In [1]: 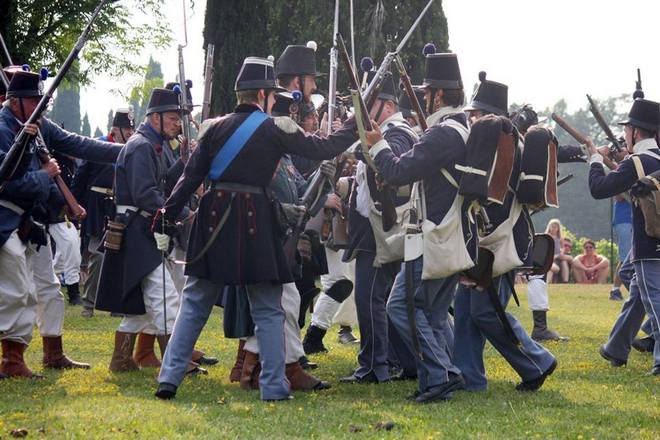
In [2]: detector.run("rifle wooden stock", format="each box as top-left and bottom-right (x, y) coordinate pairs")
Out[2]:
(551, 113), (589, 145)
(394, 55), (427, 131)
(37, 148), (86, 220)
(586, 94), (624, 153)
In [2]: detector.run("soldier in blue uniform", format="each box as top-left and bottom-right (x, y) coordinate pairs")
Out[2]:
(365, 52), (473, 403)
(155, 56), (362, 401)
(453, 78), (557, 393)
(95, 87), (203, 375)
(339, 69), (418, 384)
(72, 108), (134, 318)
(590, 98), (660, 376)
(0, 71), (120, 377)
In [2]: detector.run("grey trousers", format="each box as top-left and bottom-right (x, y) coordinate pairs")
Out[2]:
(387, 258), (459, 393)
(454, 273), (556, 391)
(630, 260), (660, 368)
(159, 276), (289, 400)
(604, 251), (654, 360)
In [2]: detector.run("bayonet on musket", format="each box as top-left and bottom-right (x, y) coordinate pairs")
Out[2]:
(586, 94), (625, 155)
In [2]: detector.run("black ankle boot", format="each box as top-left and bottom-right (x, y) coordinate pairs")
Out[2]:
(66, 282), (83, 306)
(302, 325), (328, 354)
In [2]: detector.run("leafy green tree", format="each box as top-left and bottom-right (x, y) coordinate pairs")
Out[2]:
(204, 0), (449, 115)
(49, 78), (81, 133)
(81, 112), (91, 137)
(1, 0), (171, 84)
(129, 57), (164, 124)
(94, 126), (103, 137)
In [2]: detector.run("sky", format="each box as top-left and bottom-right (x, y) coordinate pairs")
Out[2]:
(81, 0), (660, 132)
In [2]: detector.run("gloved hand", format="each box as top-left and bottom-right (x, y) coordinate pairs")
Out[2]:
(320, 161), (337, 180)
(557, 145), (587, 163)
(154, 232), (170, 252)
(631, 177), (657, 197)
(281, 203), (307, 227)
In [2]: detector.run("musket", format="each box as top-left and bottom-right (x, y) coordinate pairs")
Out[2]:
(0, 31), (12, 67)
(551, 113), (589, 145)
(394, 55), (427, 131)
(362, 0), (435, 109)
(326, 0), (340, 135)
(586, 94), (625, 155)
(0, 0), (113, 185)
(177, 0), (192, 163)
(201, 44), (215, 121)
(337, 33), (397, 231)
(634, 68), (644, 99)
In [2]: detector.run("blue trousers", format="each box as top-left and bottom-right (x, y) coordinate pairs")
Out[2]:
(604, 251), (655, 361)
(454, 273), (556, 391)
(159, 276), (289, 400)
(387, 258), (459, 393)
(630, 260), (660, 368)
(354, 251), (416, 380)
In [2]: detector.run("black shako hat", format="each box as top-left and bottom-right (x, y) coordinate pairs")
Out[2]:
(399, 87), (426, 118)
(364, 70), (398, 103)
(422, 53), (463, 90)
(146, 88), (189, 115)
(464, 72), (508, 116)
(6, 71), (44, 99)
(165, 81), (194, 109)
(618, 98), (660, 132)
(235, 57), (287, 92)
(112, 108), (134, 129)
(276, 43), (322, 78)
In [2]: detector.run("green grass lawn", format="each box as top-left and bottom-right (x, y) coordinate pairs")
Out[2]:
(1, 284), (658, 439)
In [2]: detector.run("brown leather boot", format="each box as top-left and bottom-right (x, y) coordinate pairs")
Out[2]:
(286, 361), (331, 391)
(229, 340), (246, 383)
(109, 331), (139, 372)
(133, 333), (161, 368)
(240, 350), (261, 390)
(155, 335), (208, 377)
(1, 340), (43, 378)
(43, 336), (91, 369)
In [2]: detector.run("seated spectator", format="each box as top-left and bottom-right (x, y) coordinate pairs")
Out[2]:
(545, 219), (572, 283)
(572, 239), (609, 284)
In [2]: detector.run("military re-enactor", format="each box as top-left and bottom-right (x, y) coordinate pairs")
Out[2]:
(366, 52), (473, 403)
(95, 87), (204, 375)
(72, 108), (135, 318)
(0, 70), (121, 377)
(155, 56), (365, 401)
(591, 98), (660, 376)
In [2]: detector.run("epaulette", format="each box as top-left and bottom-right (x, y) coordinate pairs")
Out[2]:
(273, 116), (303, 134)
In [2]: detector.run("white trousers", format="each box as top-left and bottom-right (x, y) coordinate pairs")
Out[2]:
(527, 275), (550, 311)
(0, 232), (36, 345)
(245, 282), (304, 363)
(118, 263), (180, 335)
(28, 237), (65, 337)
(311, 247), (358, 329)
(49, 222), (82, 285)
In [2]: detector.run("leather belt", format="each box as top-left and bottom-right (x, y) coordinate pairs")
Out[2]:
(116, 204), (151, 218)
(90, 186), (114, 196)
(211, 182), (265, 195)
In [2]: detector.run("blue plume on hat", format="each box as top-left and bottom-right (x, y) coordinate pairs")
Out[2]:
(39, 67), (49, 81)
(21, 64), (30, 72)
(422, 43), (436, 56)
(185, 79), (193, 89)
(360, 57), (374, 73)
(478, 71), (487, 82)
(172, 85), (182, 95)
(292, 90), (303, 103)
(633, 89), (645, 99)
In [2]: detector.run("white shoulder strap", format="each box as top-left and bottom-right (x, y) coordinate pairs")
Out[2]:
(439, 118), (470, 143)
(638, 150), (660, 162)
(631, 155), (646, 179)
